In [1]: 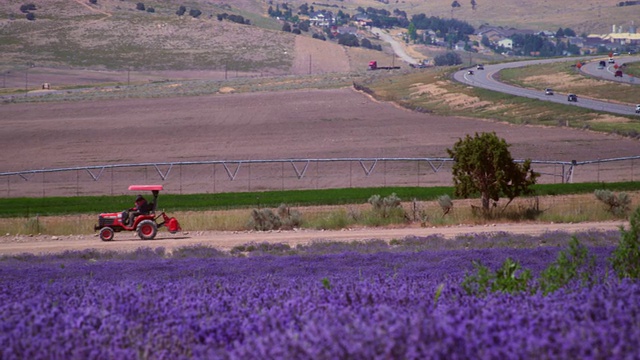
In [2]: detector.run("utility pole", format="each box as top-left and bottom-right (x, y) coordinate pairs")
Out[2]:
(24, 66), (28, 96)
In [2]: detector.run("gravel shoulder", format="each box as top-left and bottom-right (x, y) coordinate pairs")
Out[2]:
(0, 221), (626, 256)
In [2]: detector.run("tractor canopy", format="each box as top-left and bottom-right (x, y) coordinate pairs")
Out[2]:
(128, 185), (163, 192)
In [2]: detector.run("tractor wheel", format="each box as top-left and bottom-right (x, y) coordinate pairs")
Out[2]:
(99, 227), (115, 242)
(137, 220), (158, 240)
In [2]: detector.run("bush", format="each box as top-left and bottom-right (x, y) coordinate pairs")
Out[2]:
(433, 52), (462, 66)
(176, 6), (186, 16)
(461, 258), (532, 296)
(136, 2), (145, 11)
(537, 236), (596, 295)
(282, 22), (291, 32)
(146, 7), (155, 13)
(277, 204), (302, 230)
(368, 193), (403, 218)
(25, 12), (35, 21)
(89, 0), (97, 4)
(594, 189), (631, 216)
(437, 194), (453, 215)
(248, 208), (281, 231)
(248, 204), (302, 231)
(189, 9), (202, 18)
(20, 4), (36, 13)
(610, 206), (640, 279)
(337, 34), (359, 47)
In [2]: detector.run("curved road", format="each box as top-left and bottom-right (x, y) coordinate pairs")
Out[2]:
(453, 56), (640, 116)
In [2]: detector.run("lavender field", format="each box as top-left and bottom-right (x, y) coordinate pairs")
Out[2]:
(1, 231), (639, 359)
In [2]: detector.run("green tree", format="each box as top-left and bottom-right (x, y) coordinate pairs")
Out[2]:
(407, 22), (417, 42)
(447, 132), (538, 213)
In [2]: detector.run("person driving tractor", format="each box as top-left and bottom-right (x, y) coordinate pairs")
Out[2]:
(123, 195), (153, 225)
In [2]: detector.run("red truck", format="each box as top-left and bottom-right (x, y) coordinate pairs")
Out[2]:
(368, 61), (400, 70)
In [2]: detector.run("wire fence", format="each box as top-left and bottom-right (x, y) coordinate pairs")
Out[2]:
(1, 156), (639, 198)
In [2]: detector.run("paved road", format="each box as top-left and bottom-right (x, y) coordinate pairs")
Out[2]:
(453, 56), (640, 116)
(580, 55), (639, 85)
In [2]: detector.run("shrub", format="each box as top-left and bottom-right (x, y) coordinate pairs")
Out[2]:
(368, 193), (403, 218)
(248, 208), (281, 231)
(433, 52), (462, 66)
(176, 6), (186, 16)
(248, 204), (302, 231)
(277, 203), (302, 230)
(89, 0), (97, 4)
(461, 258), (532, 296)
(25, 12), (35, 21)
(146, 7), (155, 13)
(20, 4), (36, 13)
(189, 9), (202, 18)
(537, 236), (596, 295)
(594, 189), (631, 216)
(136, 2), (145, 11)
(437, 194), (453, 215)
(610, 206), (640, 279)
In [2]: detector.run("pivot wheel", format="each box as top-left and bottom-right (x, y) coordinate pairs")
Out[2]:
(99, 227), (115, 242)
(137, 220), (158, 240)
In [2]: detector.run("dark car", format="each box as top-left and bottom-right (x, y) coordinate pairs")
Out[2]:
(567, 94), (578, 102)
(615, 70), (623, 77)
(545, 88), (554, 95)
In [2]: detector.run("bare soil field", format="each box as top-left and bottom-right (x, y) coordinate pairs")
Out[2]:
(2, 87), (640, 173)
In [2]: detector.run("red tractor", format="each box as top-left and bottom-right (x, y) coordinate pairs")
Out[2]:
(94, 185), (181, 241)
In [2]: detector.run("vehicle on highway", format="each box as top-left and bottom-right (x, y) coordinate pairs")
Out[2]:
(545, 88), (554, 95)
(615, 70), (623, 77)
(598, 60), (606, 69)
(608, 58), (615, 64)
(467, 70), (474, 75)
(567, 94), (578, 102)
(476, 64), (484, 70)
(636, 104), (640, 114)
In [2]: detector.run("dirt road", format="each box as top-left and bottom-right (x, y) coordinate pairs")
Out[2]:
(0, 221), (626, 256)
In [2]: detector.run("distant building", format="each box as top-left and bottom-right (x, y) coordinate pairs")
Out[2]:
(497, 38), (513, 49)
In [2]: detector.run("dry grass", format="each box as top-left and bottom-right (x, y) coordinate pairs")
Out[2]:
(1, 192), (636, 236)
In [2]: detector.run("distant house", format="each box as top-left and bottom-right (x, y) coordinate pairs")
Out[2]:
(497, 38), (513, 49)
(454, 41), (466, 51)
(336, 26), (358, 35)
(477, 25), (534, 46)
(353, 13), (372, 27)
(309, 11), (332, 27)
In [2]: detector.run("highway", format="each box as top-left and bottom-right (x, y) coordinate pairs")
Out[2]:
(452, 56), (640, 117)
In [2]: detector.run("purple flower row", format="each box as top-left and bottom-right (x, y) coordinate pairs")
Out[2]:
(1, 231), (638, 359)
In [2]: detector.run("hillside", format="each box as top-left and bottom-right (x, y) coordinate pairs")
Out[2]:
(0, 0), (348, 73)
(278, 0), (634, 35)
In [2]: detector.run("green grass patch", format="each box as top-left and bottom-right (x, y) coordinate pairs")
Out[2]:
(2, 182), (640, 218)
